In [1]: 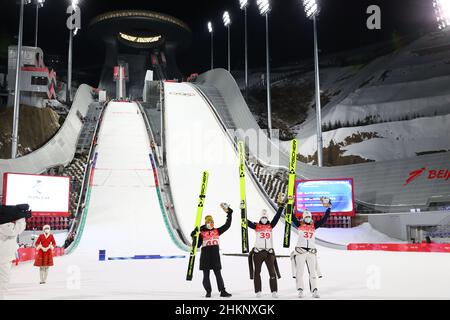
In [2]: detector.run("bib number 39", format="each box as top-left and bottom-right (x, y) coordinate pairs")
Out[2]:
(259, 233), (271, 239)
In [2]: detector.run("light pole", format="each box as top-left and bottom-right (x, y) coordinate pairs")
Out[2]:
(257, 0), (272, 139)
(433, 0), (450, 30)
(11, 0), (32, 159)
(67, 0), (80, 104)
(207, 21), (214, 70)
(239, 0), (249, 94)
(223, 11), (231, 72)
(34, 0), (45, 48)
(302, 0), (323, 167)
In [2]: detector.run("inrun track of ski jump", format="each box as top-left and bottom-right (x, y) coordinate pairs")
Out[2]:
(3, 81), (450, 300)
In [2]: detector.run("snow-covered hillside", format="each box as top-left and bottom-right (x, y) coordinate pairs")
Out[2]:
(246, 29), (450, 163)
(294, 30), (450, 162)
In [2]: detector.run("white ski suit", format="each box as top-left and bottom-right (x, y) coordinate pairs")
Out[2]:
(290, 208), (331, 293)
(0, 218), (26, 299)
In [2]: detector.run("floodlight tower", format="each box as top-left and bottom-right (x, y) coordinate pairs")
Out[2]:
(34, 0), (45, 47)
(240, 0), (249, 93)
(302, 0), (323, 167)
(207, 22), (214, 70)
(223, 11), (231, 72)
(257, 0), (272, 139)
(11, 0), (32, 159)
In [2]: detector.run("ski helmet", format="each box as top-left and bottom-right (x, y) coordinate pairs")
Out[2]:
(260, 209), (269, 224)
(303, 210), (313, 224)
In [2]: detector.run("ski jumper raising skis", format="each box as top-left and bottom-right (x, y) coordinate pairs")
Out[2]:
(291, 197), (332, 298)
(34, 225), (56, 284)
(191, 203), (233, 298)
(247, 193), (285, 298)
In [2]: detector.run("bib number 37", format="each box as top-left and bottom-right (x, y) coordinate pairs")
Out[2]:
(303, 232), (314, 239)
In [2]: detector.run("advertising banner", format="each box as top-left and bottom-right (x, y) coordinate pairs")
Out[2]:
(3, 173), (71, 217)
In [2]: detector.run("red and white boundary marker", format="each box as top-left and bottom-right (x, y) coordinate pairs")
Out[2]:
(347, 243), (450, 253)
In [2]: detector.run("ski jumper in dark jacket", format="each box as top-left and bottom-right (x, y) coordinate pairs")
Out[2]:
(191, 208), (233, 294)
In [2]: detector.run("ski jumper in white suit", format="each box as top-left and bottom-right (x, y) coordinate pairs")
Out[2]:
(0, 218), (26, 300)
(290, 208), (331, 293)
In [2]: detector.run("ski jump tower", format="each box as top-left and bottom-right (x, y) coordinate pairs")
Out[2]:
(114, 64), (128, 99)
(89, 10), (191, 99)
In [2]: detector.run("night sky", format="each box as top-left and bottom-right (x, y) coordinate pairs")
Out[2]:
(0, 0), (438, 86)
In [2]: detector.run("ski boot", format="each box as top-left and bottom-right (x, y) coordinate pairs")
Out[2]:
(298, 289), (305, 298)
(255, 292), (262, 298)
(220, 290), (232, 298)
(205, 291), (212, 298)
(312, 289), (320, 298)
(272, 292), (278, 299)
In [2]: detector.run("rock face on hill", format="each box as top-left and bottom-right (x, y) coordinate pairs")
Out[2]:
(0, 105), (60, 159)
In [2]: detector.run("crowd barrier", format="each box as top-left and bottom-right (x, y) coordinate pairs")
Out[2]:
(14, 247), (65, 265)
(347, 243), (450, 253)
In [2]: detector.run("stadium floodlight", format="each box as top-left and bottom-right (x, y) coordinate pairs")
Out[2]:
(223, 11), (231, 71)
(207, 22), (214, 70)
(302, 0), (320, 19)
(11, 0), (33, 159)
(257, 0), (271, 16)
(223, 11), (231, 27)
(301, 0), (323, 166)
(239, 0), (249, 10)
(433, 0), (450, 30)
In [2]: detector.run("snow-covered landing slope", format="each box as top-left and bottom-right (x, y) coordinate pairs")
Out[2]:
(72, 101), (182, 255)
(6, 102), (186, 299)
(315, 223), (406, 246)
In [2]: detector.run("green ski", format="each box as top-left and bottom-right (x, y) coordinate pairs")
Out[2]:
(238, 141), (249, 254)
(283, 139), (298, 248)
(186, 171), (209, 281)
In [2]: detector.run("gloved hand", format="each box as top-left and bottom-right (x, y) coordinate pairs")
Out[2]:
(320, 197), (332, 208)
(276, 193), (287, 207)
(220, 203), (230, 212)
(190, 226), (199, 238)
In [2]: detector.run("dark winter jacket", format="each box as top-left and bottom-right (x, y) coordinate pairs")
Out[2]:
(191, 208), (233, 270)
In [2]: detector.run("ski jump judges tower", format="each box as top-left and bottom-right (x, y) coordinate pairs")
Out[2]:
(89, 10), (192, 99)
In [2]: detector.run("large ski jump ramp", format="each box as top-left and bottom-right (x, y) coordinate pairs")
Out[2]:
(164, 82), (291, 254)
(73, 101), (182, 254)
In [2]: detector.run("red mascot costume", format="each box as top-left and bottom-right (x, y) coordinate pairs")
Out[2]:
(34, 225), (56, 284)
